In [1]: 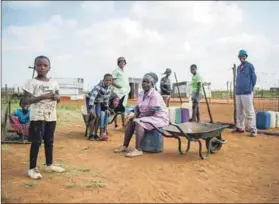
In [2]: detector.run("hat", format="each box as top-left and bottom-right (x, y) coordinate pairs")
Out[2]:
(238, 50), (248, 57)
(117, 57), (127, 65)
(143, 72), (158, 86)
(163, 68), (172, 75)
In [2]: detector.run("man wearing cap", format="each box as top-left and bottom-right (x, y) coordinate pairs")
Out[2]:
(160, 68), (172, 96)
(112, 57), (131, 129)
(234, 50), (257, 137)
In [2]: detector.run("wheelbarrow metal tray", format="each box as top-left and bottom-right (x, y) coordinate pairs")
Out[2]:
(163, 122), (228, 139)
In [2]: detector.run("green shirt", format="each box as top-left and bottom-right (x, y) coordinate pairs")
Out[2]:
(112, 67), (131, 107)
(191, 73), (203, 95)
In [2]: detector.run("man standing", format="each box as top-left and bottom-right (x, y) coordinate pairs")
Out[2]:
(234, 50), (257, 137)
(160, 68), (172, 96)
(112, 57), (131, 129)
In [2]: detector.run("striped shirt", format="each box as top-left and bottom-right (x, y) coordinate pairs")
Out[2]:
(88, 80), (112, 107)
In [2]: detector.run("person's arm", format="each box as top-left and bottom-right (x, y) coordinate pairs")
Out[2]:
(250, 64), (257, 88)
(160, 78), (169, 94)
(88, 85), (101, 114)
(112, 69), (122, 89)
(21, 80), (54, 106)
(54, 81), (61, 103)
(22, 91), (54, 106)
(196, 74), (202, 97)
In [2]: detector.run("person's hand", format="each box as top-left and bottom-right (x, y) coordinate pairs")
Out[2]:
(104, 109), (110, 116)
(89, 108), (96, 118)
(42, 92), (56, 100)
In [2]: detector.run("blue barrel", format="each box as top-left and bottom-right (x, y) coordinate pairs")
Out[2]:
(140, 129), (164, 153)
(256, 111), (271, 129)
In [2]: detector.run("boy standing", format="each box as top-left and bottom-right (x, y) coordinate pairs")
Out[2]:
(190, 64), (203, 122)
(22, 55), (65, 180)
(87, 74), (113, 141)
(234, 50), (257, 137)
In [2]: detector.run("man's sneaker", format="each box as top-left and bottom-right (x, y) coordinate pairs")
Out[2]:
(250, 130), (257, 137)
(44, 164), (65, 173)
(27, 167), (42, 180)
(126, 149), (143, 158)
(93, 134), (100, 141)
(88, 134), (94, 141)
(232, 128), (245, 133)
(114, 145), (128, 153)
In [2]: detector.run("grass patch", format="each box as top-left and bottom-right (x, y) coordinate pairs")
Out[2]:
(1, 145), (9, 152)
(66, 183), (78, 189)
(85, 180), (106, 189)
(72, 168), (91, 174)
(1, 192), (8, 202)
(24, 181), (38, 188)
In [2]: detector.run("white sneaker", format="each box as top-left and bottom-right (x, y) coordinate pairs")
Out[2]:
(250, 130), (257, 137)
(27, 167), (42, 180)
(44, 164), (65, 173)
(125, 149), (143, 157)
(113, 145), (128, 153)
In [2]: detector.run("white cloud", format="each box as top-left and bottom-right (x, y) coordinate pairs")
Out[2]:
(2, 1), (278, 91)
(5, 1), (48, 9)
(3, 15), (77, 52)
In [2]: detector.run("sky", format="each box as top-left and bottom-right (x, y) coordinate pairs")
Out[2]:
(2, 1), (279, 91)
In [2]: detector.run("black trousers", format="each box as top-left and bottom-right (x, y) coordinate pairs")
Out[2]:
(28, 121), (56, 169)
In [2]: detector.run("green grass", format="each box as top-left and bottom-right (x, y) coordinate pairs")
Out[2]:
(1, 192), (8, 202)
(1, 145), (9, 152)
(85, 181), (106, 189)
(24, 181), (38, 188)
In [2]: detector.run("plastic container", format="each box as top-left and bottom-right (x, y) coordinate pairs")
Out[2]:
(175, 108), (182, 124)
(268, 111), (276, 129)
(168, 107), (176, 124)
(140, 129), (164, 153)
(276, 112), (279, 128)
(256, 111), (271, 129)
(181, 103), (192, 119)
(181, 108), (190, 123)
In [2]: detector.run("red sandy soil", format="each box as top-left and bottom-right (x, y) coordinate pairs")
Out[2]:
(2, 100), (279, 203)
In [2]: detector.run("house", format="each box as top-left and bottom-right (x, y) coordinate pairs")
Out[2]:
(53, 78), (84, 100)
(129, 77), (142, 99)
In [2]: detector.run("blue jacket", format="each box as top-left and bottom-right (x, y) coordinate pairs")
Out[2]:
(236, 62), (257, 95)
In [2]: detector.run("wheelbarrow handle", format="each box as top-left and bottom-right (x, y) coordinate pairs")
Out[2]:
(168, 122), (192, 141)
(139, 120), (173, 138)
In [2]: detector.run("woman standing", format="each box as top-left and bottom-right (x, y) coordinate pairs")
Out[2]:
(114, 72), (169, 157)
(112, 57), (131, 129)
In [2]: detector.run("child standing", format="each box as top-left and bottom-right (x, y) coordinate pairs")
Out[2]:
(22, 55), (65, 180)
(190, 64), (203, 122)
(87, 74), (113, 141)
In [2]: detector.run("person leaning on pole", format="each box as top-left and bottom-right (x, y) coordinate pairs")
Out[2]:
(233, 49), (257, 137)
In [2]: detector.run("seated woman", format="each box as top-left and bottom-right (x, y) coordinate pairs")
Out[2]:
(10, 99), (30, 136)
(113, 72), (169, 157)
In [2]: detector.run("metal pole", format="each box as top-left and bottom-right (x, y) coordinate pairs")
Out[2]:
(232, 64), (237, 125)
(28, 66), (35, 78)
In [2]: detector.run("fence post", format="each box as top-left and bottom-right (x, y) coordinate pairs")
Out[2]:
(227, 81), (229, 104)
(232, 65), (237, 126)
(5, 84), (8, 103)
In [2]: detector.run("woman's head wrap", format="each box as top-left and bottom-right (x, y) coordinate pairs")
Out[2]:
(143, 72), (158, 87)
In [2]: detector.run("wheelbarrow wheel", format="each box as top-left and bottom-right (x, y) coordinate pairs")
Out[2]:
(206, 135), (223, 153)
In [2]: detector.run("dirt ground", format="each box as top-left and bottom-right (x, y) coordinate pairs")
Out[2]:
(2, 100), (279, 203)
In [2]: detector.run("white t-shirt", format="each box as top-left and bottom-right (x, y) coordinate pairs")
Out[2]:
(22, 78), (59, 121)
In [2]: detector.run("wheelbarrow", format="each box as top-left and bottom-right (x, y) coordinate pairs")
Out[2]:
(140, 120), (228, 160)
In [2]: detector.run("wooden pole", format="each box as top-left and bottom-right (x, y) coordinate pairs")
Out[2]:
(5, 84), (8, 104)
(202, 83), (213, 123)
(227, 81), (229, 104)
(232, 64), (237, 125)
(174, 72), (183, 104)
